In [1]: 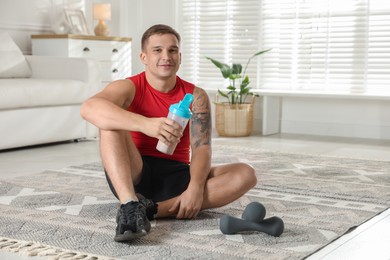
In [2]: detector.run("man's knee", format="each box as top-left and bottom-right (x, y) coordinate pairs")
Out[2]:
(239, 163), (257, 189)
(100, 129), (128, 139)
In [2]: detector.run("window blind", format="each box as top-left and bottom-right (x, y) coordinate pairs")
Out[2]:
(366, 0), (390, 94)
(177, 0), (390, 95)
(177, 0), (261, 90)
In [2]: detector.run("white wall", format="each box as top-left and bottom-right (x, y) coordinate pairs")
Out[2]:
(119, 0), (176, 74)
(281, 97), (390, 140)
(0, 0), (50, 53)
(0, 0), (91, 53)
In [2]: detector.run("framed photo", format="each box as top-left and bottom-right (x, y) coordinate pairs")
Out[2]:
(64, 9), (90, 35)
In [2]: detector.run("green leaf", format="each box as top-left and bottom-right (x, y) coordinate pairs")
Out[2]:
(240, 88), (250, 95)
(250, 48), (272, 59)
(239, 76), (250, 93)
(242, 75), (249, 84)
(206, 57), (232, 79)
(231, 93), (237, 104)
(228, 74), (241, 80)
(217, 89), (229, 98)
(232, 63), (242, 75)
(242, 49), (272, 80)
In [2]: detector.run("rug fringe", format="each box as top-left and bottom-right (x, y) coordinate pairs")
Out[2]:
(0, 237), (114, 260)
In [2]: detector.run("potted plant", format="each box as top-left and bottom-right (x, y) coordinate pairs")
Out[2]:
(206, 49), (271, 137)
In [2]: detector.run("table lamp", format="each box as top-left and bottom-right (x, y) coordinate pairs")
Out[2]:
(93, 3), (111, 36)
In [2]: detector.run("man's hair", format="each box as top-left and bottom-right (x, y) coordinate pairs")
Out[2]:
(141, 24), (181, 51)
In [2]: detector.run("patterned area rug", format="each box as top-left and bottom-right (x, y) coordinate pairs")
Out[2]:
(1, 144), (389, 259)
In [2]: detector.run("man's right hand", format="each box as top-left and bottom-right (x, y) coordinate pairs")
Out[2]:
(144, 117), (183, 146)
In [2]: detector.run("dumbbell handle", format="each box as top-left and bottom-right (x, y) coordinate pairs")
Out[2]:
(220, 215), (284, 237)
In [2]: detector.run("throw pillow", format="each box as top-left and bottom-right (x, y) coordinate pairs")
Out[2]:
(0, 32), (32, 78)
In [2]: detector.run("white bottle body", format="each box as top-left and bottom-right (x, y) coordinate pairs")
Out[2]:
(156, 111), (189, 155)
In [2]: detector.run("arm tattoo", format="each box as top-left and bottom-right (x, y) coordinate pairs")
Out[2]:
(191, 88), (211, 148)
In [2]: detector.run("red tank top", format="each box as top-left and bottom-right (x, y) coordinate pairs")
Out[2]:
(128, 72), (195, 164)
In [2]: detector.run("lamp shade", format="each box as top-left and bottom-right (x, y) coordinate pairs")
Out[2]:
(93, 3), (111, 21)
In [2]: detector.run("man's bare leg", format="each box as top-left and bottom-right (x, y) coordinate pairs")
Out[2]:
(100, 130), (257, 219)
(156, 162), (257, 218)
(100, 129), (154, 241)
(100, 129), (143, 203)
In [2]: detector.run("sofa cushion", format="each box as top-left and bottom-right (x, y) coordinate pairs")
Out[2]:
(0, 32), (32, 78)
(0, 79), (90, 110)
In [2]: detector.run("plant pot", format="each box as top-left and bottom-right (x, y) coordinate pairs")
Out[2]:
(214, 98), (254, 137)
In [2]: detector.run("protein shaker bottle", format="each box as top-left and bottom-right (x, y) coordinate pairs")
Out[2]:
(156, 93), (194, 155)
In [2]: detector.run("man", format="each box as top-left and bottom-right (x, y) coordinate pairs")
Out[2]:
(80, 24), (257, 242)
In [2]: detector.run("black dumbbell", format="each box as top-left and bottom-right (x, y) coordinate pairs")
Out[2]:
(242, 201), (266, 222)
(219, 202), (284, 237)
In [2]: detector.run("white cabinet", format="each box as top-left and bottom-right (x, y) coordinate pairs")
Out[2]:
(31, 34), (132, 88)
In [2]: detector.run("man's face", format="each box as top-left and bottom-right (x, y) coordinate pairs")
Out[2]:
(141, 33), (181, 79)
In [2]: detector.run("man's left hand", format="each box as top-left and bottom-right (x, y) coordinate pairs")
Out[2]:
(169, 185), (204, 219)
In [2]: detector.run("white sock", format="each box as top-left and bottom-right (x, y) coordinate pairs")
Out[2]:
(121, 198), (138, 205)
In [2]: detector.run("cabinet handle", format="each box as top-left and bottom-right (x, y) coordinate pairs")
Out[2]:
(112, 68), (118, 73)
(112, 48), (118, 53)
(83, 47), (90, 52)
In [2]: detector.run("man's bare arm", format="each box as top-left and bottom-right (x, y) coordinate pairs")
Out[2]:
(80, 79), (183, 144)
(189, 87), (212, 185)
(80, 79), (142, 131)
(190, 87), (212, 149)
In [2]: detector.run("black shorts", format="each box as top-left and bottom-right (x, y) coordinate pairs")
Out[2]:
(105, 156), (190, 202)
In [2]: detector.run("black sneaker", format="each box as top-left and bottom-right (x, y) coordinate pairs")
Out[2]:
(137, 193), (158, 221)
(116, 194), (158, 223)
(114, 201), (150, 242)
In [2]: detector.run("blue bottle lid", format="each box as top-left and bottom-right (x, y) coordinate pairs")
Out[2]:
(169, 93), (194, 119)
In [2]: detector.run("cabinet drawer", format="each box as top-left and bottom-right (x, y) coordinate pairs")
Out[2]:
(100, 61), (131, 81)
(31, 35), (132, 89)
(70, 40), (131, 61)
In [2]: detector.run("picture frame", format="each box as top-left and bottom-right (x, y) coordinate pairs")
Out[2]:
(63, 9), (90, 35)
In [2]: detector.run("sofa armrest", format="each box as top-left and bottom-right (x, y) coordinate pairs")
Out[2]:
(25, 55), (101, 94)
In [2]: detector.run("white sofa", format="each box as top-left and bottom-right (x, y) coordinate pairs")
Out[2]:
(0, 55), (101, 150)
